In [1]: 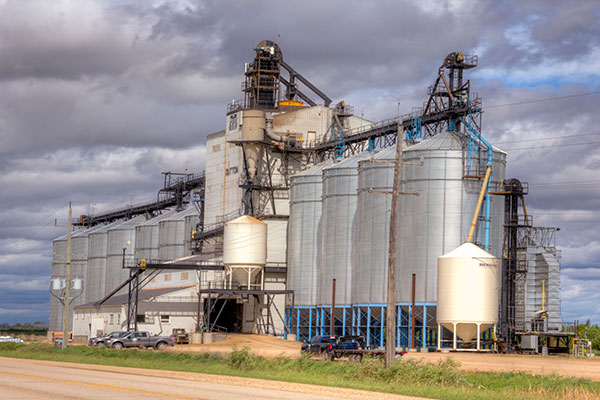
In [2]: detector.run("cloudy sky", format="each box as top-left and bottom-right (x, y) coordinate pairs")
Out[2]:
(1, 0), (599, 325)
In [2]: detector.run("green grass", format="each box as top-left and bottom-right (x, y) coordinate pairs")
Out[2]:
(1, 343), (599, 400)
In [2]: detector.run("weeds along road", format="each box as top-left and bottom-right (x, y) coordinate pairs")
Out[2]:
(0, 357), (432, 400)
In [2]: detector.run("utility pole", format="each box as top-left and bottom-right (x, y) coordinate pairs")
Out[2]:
(386, 127), (403, 368)
(62, 202), (73, 349)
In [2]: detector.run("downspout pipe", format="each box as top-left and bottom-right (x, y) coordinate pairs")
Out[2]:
(265, 112), (297, 146)
(460, 117), (493, 251)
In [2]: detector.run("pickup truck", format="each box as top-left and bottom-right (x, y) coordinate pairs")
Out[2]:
(107, 331), (176, 350)
(301, 335), (364, 361)
(88, 331), (127, 347)
(302, 335), (405, 362)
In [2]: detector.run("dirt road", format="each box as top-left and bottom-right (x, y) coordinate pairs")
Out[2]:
(0, 357), (430, 400)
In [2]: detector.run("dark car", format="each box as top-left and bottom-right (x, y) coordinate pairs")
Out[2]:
(88, 331), (128, 347)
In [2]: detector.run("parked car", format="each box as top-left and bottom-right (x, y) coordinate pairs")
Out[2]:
(0, 336), (24, 343)
(88, 331), (128, 347)
(107, 331), (175, 350)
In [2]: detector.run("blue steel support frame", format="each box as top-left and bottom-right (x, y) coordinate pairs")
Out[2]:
(286, 303), (437, 347)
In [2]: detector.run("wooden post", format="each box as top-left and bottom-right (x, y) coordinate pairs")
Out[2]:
(386, 127), (403, 368)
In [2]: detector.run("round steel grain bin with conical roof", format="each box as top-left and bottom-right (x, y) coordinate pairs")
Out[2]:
(437, 242), (499, 343)
(71, 224), (107, 304)
(319, 153), (366, 305)
(86, 220), (123, 303)
(287, 161), (332, 306)
(158, 207), (198, 262)
(49, 233), (68, 332)
(105, 216), (144, 296)
(352, 146), (396, 304)
(135, 210), (177, 263)
(395, 133), (506, 303)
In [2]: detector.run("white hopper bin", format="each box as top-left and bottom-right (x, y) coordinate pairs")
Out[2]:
(223, 215), (267, 289)
(436, 242), (499, 351)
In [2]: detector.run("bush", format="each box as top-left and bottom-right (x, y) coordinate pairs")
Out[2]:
(353, 356), (465, 387)
(0, 342), (26, 351)
(225, 347), (265, 370)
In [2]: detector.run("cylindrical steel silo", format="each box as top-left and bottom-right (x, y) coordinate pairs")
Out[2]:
(437, 242), (499, 345)
(396, 133), (506, 303)
(49, 234), (68, 332)
(86, 220), (122, 303)
(70, 224), (106, 305)
(319, 153), (365, 305)
(158, 207), (198, 262)
(135, 210), (177, 263)
(287, 161), (331, 306)
(105, 216), (144, 296)
(352, 146), (396, 304)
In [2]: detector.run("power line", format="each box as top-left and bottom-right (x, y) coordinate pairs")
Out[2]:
(495, 131), (600, 144)
(503, 140), (600, 151)
(484, 90), (600, 109)
(532, 180), (600, 186)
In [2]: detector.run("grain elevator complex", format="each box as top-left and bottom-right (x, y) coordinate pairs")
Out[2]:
(50, 41), (564, 353)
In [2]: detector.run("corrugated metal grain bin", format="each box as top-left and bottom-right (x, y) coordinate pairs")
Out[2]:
(395, 133), (506, 303)
(319, 153), (367, 305)
(105, 216), (145, 296)
(287, 161), (332, 305)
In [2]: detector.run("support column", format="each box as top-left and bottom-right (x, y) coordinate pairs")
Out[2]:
(422, 305), (427, 348)
(493, 325), (497, 352)
(367, 306), (371, 347)
(396, 305), (400, 347)
(307, 308), (312, 340)
(476, 324), (481, 351)
(380, 305), (385, 347)
(437, 324), (441, 350)
(453, 323), (457, 350)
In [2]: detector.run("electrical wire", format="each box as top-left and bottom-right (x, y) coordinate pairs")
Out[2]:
(484, 90), (600, 109)
(502, 140), (600, 151)
(495, 131), (600, 144)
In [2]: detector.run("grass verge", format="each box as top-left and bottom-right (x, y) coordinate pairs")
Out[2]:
(1, 343), (599, 400)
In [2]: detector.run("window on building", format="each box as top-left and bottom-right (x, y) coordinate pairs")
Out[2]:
(212, 144), (221, 152)
(160, 315), (170, 324)
(109, 314), (114, 324)
(117, 313), (121, 324)
(136, 315), (146, 323)
(164, 274), (172, 282)
(181, 272), (189, 280)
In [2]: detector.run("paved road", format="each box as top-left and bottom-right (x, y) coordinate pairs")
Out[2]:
(0, 357), (430, 400)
